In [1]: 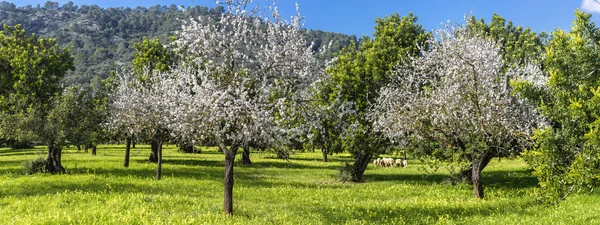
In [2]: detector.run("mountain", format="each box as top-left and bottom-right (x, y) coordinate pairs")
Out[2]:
(0, 1), (357, 88)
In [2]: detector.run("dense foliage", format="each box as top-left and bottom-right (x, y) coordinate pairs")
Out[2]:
(321, 12), (431, 181)
(0, 24), (74, 172)
(514, 10), (600, 204)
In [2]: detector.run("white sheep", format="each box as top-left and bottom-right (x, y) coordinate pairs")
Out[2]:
(402, 160), (408, 167)
(395, 159), (402, 167)
(382, 158), (394, 167)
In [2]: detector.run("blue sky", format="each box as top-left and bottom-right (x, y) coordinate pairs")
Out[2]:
(6, 0), (600, 37)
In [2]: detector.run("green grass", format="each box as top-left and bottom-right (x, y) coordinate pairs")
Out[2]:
(0, 145), (598, 224)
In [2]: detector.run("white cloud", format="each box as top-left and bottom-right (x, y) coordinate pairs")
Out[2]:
(582, 0), (600, 14)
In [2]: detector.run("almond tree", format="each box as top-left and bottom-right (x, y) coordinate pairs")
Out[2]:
(153, 0), (321, 215)
(109, 68), (172, 179)
(373, 20), (543, 199)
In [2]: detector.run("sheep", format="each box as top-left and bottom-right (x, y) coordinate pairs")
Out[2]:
(395, 159), (402, 167)
(373, 158), (382, 167)
(382, 158), (394, 167)
(402, 160), (408, 167)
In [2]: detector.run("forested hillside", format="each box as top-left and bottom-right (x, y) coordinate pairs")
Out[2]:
(0, 1), (356, 87)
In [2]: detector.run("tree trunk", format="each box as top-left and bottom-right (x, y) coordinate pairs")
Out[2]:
(124, 136), (131, 168)
(351, 152), (372, 182)
(156, 136), (163, 180)
(241, 145), (251, 165)
(132, 138), (136, 148)
(91, 145), (97, 156)
(321, 147), (328, 162)
(458, 153), (494, 182)
(472, 155), (485, 199)
(223, 145), (239, 215)
(276, 149), (289, 159)
(179, 142), (196, 153)
(84, 145), (88, 153)
(46, 143), (65, 173)
(149, 139), (158, 163)
(76, 145), (81, 152)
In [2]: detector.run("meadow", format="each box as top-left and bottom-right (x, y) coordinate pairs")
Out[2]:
(0, 145), (599, 224)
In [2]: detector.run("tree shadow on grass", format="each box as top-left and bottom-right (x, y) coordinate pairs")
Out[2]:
(0, 148), (46, 157)
(3, 164), (347, 199)
(157, 157), (343, 170)
(283, 157), (354, 164)
(310, 198), (536, 224)
(365, 169), (538, 190)
(366, 173), (450, 185)
(484, 170), (538, 189)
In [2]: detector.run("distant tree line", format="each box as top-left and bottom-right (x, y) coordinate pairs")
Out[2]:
(0, 1), (356, 88)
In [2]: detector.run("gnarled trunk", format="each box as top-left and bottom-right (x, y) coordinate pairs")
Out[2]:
(124, 136), (131, 168)
(223, 145), (239, 215)
(321, 147), (328, 162)
(351, 152), (372, 182)
(472, 154), (486, 199)
(46, 143), (65, 173)
(458, 153), (494, 182)
(241, 145), (251, 165)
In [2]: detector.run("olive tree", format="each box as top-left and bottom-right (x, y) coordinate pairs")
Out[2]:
(373, 20), (543, 198)
(323, 13), (431, 181)
(0, 24), (74, 173)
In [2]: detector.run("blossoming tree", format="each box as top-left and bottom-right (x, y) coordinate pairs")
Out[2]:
(142, 0), (322, 215)
(373, 21), (543, 198)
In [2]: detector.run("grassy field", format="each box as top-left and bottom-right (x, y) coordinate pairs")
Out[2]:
(0, 145), (599, 224)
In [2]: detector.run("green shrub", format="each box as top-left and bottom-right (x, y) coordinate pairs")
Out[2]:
(336, 163), (353, 182)
(22, 157), (48, 175)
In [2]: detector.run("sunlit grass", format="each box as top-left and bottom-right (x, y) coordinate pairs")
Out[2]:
(0, 145), (598, 224)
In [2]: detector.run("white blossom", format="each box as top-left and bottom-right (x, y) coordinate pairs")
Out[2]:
(372, 20), (544, 156)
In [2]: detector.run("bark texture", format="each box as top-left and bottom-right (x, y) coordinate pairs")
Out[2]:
(458, 153), (494, 182)
(124, 136), (131, 168)
(472, 154), (486, 199)
(46, 143), (65, 173)
(351, 152), (372, 182)
(149, 139), (158, 163)
(156, 136), (163, 180)
(223, 146), (239, 215)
